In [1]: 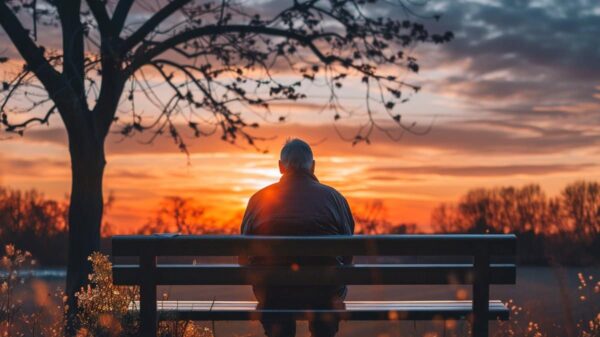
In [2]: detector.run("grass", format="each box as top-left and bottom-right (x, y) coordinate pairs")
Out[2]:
(2, 244), (599, 337)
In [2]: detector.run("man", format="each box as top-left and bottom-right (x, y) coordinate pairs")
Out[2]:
(240, 138), (355, 337)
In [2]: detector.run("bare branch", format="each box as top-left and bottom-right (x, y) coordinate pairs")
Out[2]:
(121, 0), (193, 52)
(2, 105), (56, 134)
(111, 0), (134, 35)
(85, 0), (111, 36)
(127, 24), (333, 72)
(0, 1), (65, 100)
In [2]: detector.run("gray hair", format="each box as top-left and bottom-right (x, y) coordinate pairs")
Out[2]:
(280, 138), (314, 172)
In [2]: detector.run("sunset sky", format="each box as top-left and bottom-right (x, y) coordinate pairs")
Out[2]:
(1, 0), (600, 233)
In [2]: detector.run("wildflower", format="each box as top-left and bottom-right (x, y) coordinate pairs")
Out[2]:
(4, 244), (15, 257)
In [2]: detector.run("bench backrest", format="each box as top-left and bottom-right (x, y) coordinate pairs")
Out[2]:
(111, 234), (516, 286)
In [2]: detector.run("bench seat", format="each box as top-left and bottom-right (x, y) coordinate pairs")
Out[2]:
(133, 300), (509, 321)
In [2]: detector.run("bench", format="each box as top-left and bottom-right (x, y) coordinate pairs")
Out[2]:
(111, 234), (516, 337)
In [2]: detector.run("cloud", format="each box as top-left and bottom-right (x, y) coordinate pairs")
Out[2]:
(421, 0), (600, 125)
(14, 118), (600, 158)
(3, 0), (600, 168)
(0, 157), (69, 176)
(105, 169), (159, 180)
(429, 0), (600, 79)
(368, 163), (595, 177)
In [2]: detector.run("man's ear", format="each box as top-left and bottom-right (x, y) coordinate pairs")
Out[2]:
(311, 160), (315, 174)
(279, 160), (286, 174)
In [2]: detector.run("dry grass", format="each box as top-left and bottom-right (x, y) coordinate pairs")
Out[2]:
(1, 246), (214, 337)
(1, 244), (599, 337)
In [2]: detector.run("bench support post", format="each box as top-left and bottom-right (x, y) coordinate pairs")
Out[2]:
(472, 247), (490, 337)
(140, 253), (157, 337)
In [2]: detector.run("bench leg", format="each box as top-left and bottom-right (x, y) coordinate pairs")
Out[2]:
(472, 249), (490, 337)
(140, 254), (157, 336)
(472, 284), (489, 337)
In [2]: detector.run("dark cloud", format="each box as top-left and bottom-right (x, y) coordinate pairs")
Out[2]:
(462, 119), (589, 138)
(16, 120), (600, 157)
(3, 0), (599, 162)
(368, 163), (595, 177)
(434, 0), (600, 76)
(105, 169), (159, 180)
(0, 157), (69, 176)
(423, 0), (600, 110)
(369, 175), (426, 182)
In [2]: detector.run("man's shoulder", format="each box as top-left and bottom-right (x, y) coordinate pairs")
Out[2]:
(249, 182), (281, 202)
(314, 181), (346, 200)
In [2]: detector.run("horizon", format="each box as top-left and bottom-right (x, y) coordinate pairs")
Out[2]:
(1, 0), (600, 233)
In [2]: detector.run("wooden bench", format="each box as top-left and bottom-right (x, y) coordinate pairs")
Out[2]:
(111, 234), (516, 337)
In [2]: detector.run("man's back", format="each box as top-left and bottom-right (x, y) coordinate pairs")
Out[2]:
(240, 170), (355, 305)
(241, 170), (353, 237)
(240, 138), (354, 337)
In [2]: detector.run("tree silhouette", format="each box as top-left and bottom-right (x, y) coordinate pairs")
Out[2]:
(562, 181), (600, 240)
(0, 0), (452, 330)
(430, 182), (600, 265)
(137, 196), (239, 235)
(432, 185), (552, 235)
(0, 186), (69, 265)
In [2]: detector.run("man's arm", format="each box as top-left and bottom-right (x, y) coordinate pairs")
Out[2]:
(338, 194), (355, 265)
(238, 197), (255, 265)
(343, 197), (355, 235)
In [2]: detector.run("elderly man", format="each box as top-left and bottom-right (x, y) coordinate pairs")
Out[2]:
(240, 138), (355, 337)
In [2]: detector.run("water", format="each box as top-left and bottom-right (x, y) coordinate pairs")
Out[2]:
(1, 268), (66, 279)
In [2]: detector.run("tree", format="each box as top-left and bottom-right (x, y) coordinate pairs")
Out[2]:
(0, 186), (69, 265)
(354, 199), (388, 234)
(562, 181), (600, 240)
(0, 0), (452, 330)
(431, 184), (550, 234)
(430, 202), (465, 233)
(137, 196), (238, 234)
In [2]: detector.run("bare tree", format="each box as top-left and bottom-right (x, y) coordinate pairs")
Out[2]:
(0, 0), (452, 330)
(562, 181), (600, 240)
(137, 196), (237, 235)
(354, 199), (388, 234)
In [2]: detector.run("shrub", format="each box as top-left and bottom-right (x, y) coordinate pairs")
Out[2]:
(75, 252), (139, 337)
(1, 244), (66, 337)
(1, 246), (213, 337)
(75, 252), (213, 337)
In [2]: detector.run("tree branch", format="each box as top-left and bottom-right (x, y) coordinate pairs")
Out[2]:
(2, 106), (56, 133)
(93, 62), (125, 139)
(85, 0), (112, 36)
(56, 0), (88, 113)
(0, 1), (65, 101)
(112, 0), (134, 35)
(121, 0), (192, 52)
(128, 25), (333, 73)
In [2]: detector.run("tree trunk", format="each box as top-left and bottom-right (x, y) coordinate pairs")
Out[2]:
(65, 128), (106, 334)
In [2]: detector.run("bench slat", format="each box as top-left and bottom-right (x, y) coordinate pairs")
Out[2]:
(128, 300), (509, 321)
(112, 234), (516, 257)
(113, 263), (516, 285)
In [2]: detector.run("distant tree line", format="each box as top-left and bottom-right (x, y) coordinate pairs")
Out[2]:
(134, 196), (241, 235)
(0, 188), (241, 264)
(0, 187), (68, 266)
(431, 181), (600, 265)
(352, 199), (418, 235)
(1, 181), (598, 266)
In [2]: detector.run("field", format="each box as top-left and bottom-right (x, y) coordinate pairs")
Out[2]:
(17, 266), (599, 337)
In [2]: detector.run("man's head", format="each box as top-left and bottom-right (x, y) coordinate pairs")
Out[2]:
(279, 138), (315, 175)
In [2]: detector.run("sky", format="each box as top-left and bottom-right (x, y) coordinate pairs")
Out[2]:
(1, 0), (600, 233)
